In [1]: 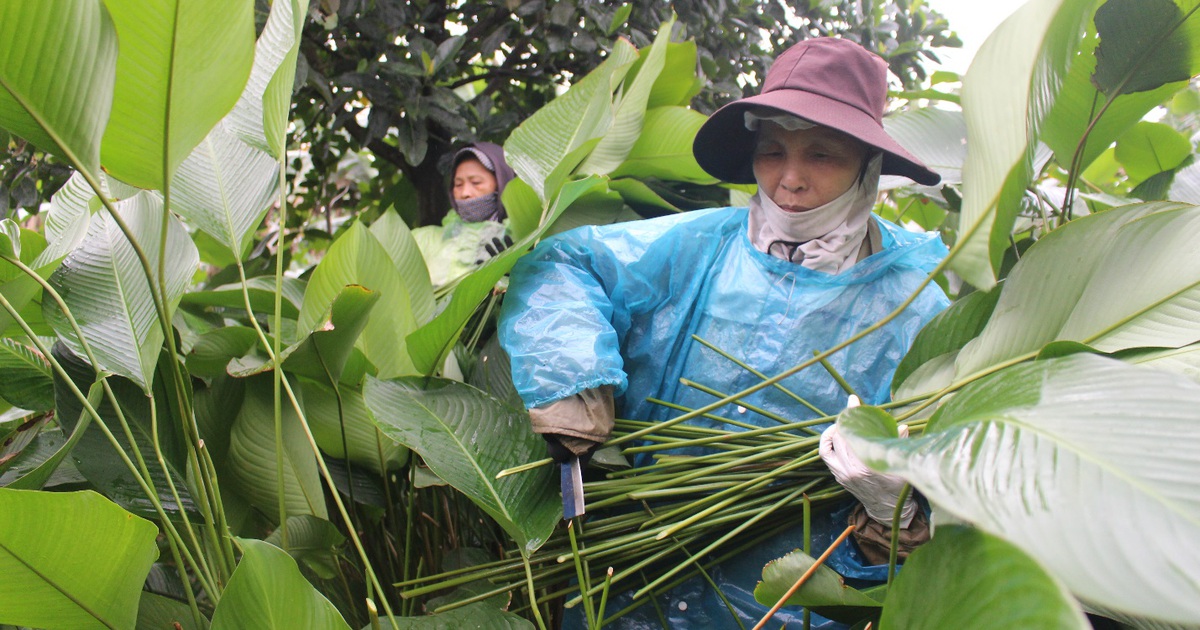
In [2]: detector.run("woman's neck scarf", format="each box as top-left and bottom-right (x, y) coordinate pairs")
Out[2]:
(747, 152), (882, 274)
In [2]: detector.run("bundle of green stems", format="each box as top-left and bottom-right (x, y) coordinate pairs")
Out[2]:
(397, 404), (850, 625)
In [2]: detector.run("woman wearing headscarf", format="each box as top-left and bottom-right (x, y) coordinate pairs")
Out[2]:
(499, 37), (949, 626)
(413, 141), (517, 288)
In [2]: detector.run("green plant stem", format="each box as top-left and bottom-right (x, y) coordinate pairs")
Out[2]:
(887, 483), (913, 586)
(647, 397), (792, 433)
(620, 417), (829, 455)
(567, 519), (598, 627)
(272, 159), (290, 549)
(677, 379), (802, 428)
(522, 553), (548, 630)
(812, 350), (858, 399)
(691, 334), (826, 417)
(596, 566), (614, 626)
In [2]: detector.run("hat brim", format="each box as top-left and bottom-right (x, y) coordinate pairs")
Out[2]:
(693, 90), (941, 187)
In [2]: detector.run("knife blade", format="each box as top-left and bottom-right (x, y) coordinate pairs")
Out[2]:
(560, 455), (585, 519)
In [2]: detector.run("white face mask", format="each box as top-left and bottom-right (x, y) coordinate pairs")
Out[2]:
(748, 152), (882, 273)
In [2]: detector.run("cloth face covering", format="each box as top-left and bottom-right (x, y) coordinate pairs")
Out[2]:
(748, 151), (883, 274)
(454, 192), (502, 223)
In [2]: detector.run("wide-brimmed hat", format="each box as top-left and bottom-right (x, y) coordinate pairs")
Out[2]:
(692, 38), (940, 186)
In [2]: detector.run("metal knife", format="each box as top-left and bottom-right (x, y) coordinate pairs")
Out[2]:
(560, 455), (585, 519)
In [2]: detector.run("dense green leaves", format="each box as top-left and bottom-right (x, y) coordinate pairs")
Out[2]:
(505, 41), (639, 202)
(0, 338), (53, 410)
(210, 538), (350, 630)
(45, 191), (198, 392)
(226, 378), (327, 521)
(364, 377), (560, 555)
(99, 0), (255, 189)
(0, 0), (117, 177)
(954, 0), (1095, 288)
(840, 355), (1200, 625)
(0, 489), (158, 630)
(1091, 0), (1198, 96)
(299, 221), (420, 378)
(954, 202), (1200, 379)
(879, 526), (1089, 629)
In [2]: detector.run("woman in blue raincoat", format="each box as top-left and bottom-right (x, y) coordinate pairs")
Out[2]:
(499, 37), (949, 627)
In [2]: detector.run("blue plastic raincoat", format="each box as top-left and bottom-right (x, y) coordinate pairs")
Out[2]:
(499, 206), (949, 627)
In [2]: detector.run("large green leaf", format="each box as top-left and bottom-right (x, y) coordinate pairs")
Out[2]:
(210, 538), (350, 630)
(0, 0), (117, 177)
(226, 0), (309, 157)
(1114, 121), (1193, 182)
(302, 382), (408, 476)
(955, 0), (1096, 288)
(406, 176), (610, 374)
(839, 354), (1200, 625)
(954, 202), (1200, 379)
(300, 221), (418, 378)
(45, 191), (199, 392)
(0, 488), (158, 630)
(645, 40), (704, 108)
(263, 514), (346, 580)
(1042, 27), (1185, 174)
(505, 39), (638, 202)
(0, 338), (53, 411)
(370, 210), (435, 325)
(100, 0), (255, 189)
(891, 284), (1001, 397)
(578, 20), (673, 175)
(879, 526), (1088, 629)
(136, 591), (209, 630)
(363, 376), (559, 555)
(880, 107), (967, 187)
(282, 284), (379, 385)
(1091, 0), (1200, 97)
(226, 377), (327, 521)
(609, 106), (717, 184)
(172, 121), (278, 257)
(754, 549), (883, 621)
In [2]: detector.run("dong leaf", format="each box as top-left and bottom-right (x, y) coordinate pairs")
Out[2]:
(370, 210), (435, 325)
(879, 526), (1089, 629)
(955, 202), (1200, 379)
(364, 376), (560, 555)
(578, 19), (673, 176)
(610, 106), (717, 184)
(300, 222), (418, 378)
(211, 538), (350, 630)
(880, 107), (967, 187)
(302, 382), (409, 476)
(505, 39), (638, 202)
(226, 0), (309, 156)
(955, 0), (1096, 288)
(172, 121), (278, 258)
(0, 488), (158, 630)
(100, 0), (255, 189)
(840, 354), (1200, 625)
(755, 549), (883, 619)
(0, 338), (53, 411)
(1113, 121), (1193, 182)
(892, 284), (1001, 397)
(0, 0), (117, 178)
(263, 515), (346, 580)
(646, 40), (704, 108)
(226, 378), (327, 521)
(1042, 26), (1185, 175)
(45, 191), (198, 392)
(1091, 0), (1200, 97)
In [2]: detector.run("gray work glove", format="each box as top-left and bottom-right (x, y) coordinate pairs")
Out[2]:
(530, 386), (615, 466)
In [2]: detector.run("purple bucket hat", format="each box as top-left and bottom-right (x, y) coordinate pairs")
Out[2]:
(692, 37), (940, 186)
